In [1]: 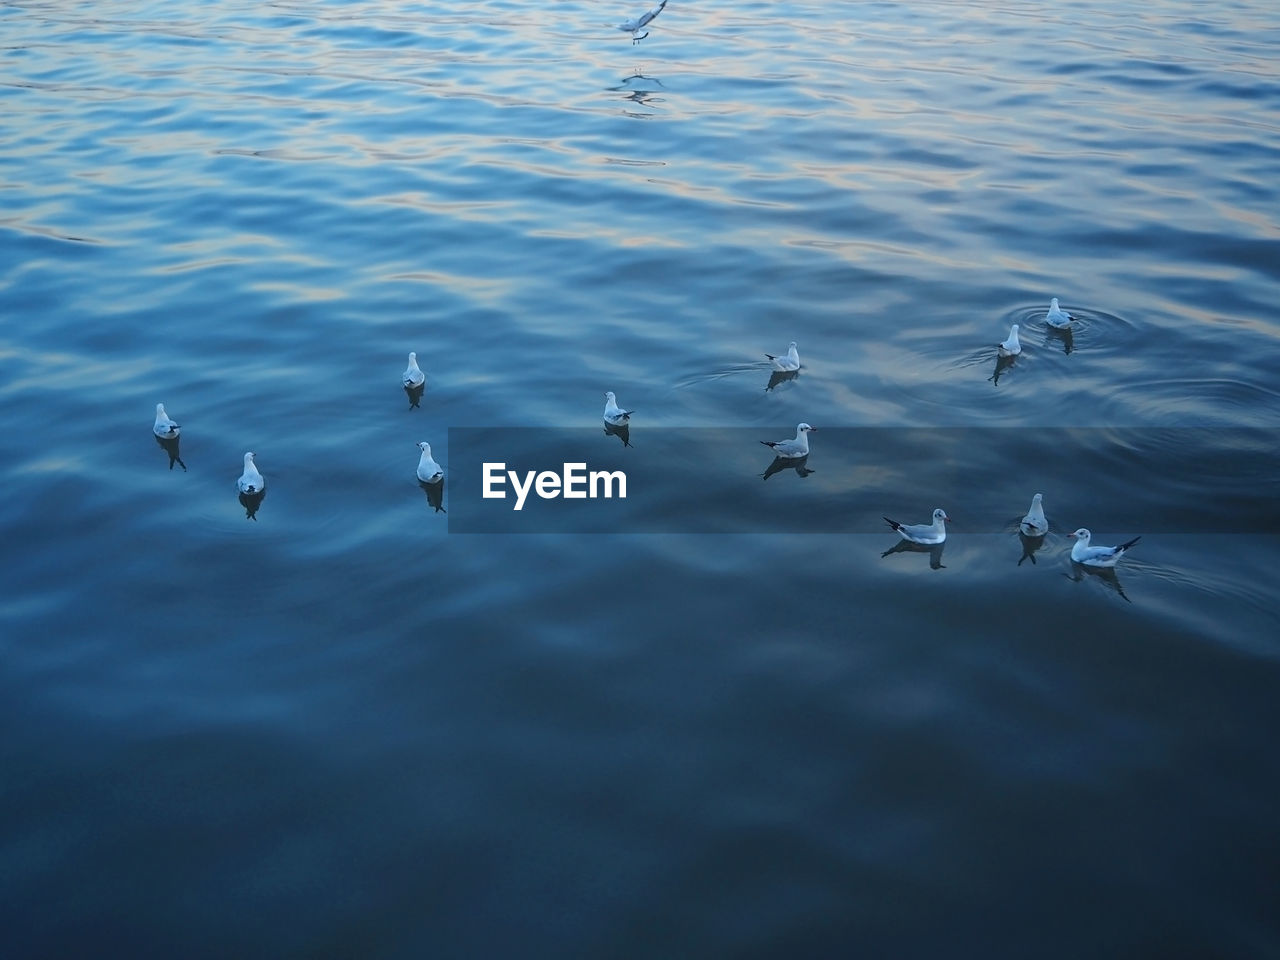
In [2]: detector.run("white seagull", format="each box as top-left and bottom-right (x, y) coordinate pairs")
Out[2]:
(153, 402), (180, 439)
(1069, 528), (1141, 567)
(884, 508), (950, 544)
(618, 0), (667, 43)
(1046, 298), (1076, 329)
(402, 351), (425, 389)
(603, 391), (634, 425)
(998, 323), (1022, 356)
(237, 452), (265, 495)
(416, 441), (444, 484)
(1020, 493), (1048, 536)
(765, 340), (801, 372)
(760, 423), (816, 459)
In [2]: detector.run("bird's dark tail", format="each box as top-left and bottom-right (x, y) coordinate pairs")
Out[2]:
(1118, 535), (1142, 552)
(883, 516), (902, 531)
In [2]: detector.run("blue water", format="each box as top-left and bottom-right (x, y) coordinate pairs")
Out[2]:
(3, 1), (1279, 955)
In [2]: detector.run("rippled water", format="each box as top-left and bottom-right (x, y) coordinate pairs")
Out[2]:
(3, 1), (1279, 955)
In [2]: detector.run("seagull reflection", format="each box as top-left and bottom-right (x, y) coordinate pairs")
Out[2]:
(1017, 530), (1046, 566)
(405, 383), (425, 409)
(420, 478), (446, 514)
(988, 352), (1017, 385)
(761, 453), (813, 481)
(154, 435), (187, 471)
(1045, 325), (1074, 355)
(881, 539), (947, 570)
(765, 368), (799, 392)
(1066, 561), (1131, 602)
(603, 420), (632, 447)
(239, 489), (266, 521)
(610, 71), (665, 111)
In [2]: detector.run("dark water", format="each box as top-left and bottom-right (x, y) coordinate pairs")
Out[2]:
(3, 1), (1279, 956)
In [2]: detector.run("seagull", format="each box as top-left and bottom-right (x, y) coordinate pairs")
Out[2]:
(1046, 298), (1076, 329)
(998, 323), (1022, 356)
(237, 452), (265, 495)
(153, 402), (180, 439)
(618, 0), (667, 43)
(1068, 528), (1140, 567)
(603, 391), (634, 425)
(765, 341), (801, 372)
(402, 351), (425, 389)
(761, 423), (816, 459)
(884, 508), (950, 545)
(1020, 493), (1048, 536)
(416, 441), (443, 484)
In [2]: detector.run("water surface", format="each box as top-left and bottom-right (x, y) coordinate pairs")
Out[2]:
(2, 1), (1279, 956)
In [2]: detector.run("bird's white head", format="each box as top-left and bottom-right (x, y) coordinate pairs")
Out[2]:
(1050, 299), (1060, 309)
(417, 441), (432, 454)
(408, 351), (418, 362)
(156, 403), (166, 415)
(1032, 493), (1042, 503)
(605, 391), (616, 402)
(788, 341), (798, 351)
(1010, 324), (1019, 335)
(1069, 528), (1091, 543)
(244, 452), (256, 464)
(934, 508), (950, 523)
(798, 423), (815, 433)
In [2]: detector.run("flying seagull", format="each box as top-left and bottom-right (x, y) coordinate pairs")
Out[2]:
(619, 0), (668, 44)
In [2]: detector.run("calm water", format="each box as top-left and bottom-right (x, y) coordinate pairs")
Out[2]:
(3, 0), (1279, 955)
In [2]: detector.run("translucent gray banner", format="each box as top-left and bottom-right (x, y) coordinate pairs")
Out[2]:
(442, 427), (1279, 535)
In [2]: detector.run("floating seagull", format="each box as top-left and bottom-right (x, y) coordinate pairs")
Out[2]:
(998, 323), (1022, 356)
(618, 0), (667, 43)
(1046, 298), (1076, 329)
(237, 452), (265, 495)
(603, 391), (634, 425)
(153, 402), (180, 439)
(416, 441), (444, 484)
(1020, 493), (1048, 537)
(1068, 528), (1140, 567)
(402, 351), (426, 389)
(884, 508), (950, 545)
(765, 341), (801, 372)
(761, 422), (816, 459)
